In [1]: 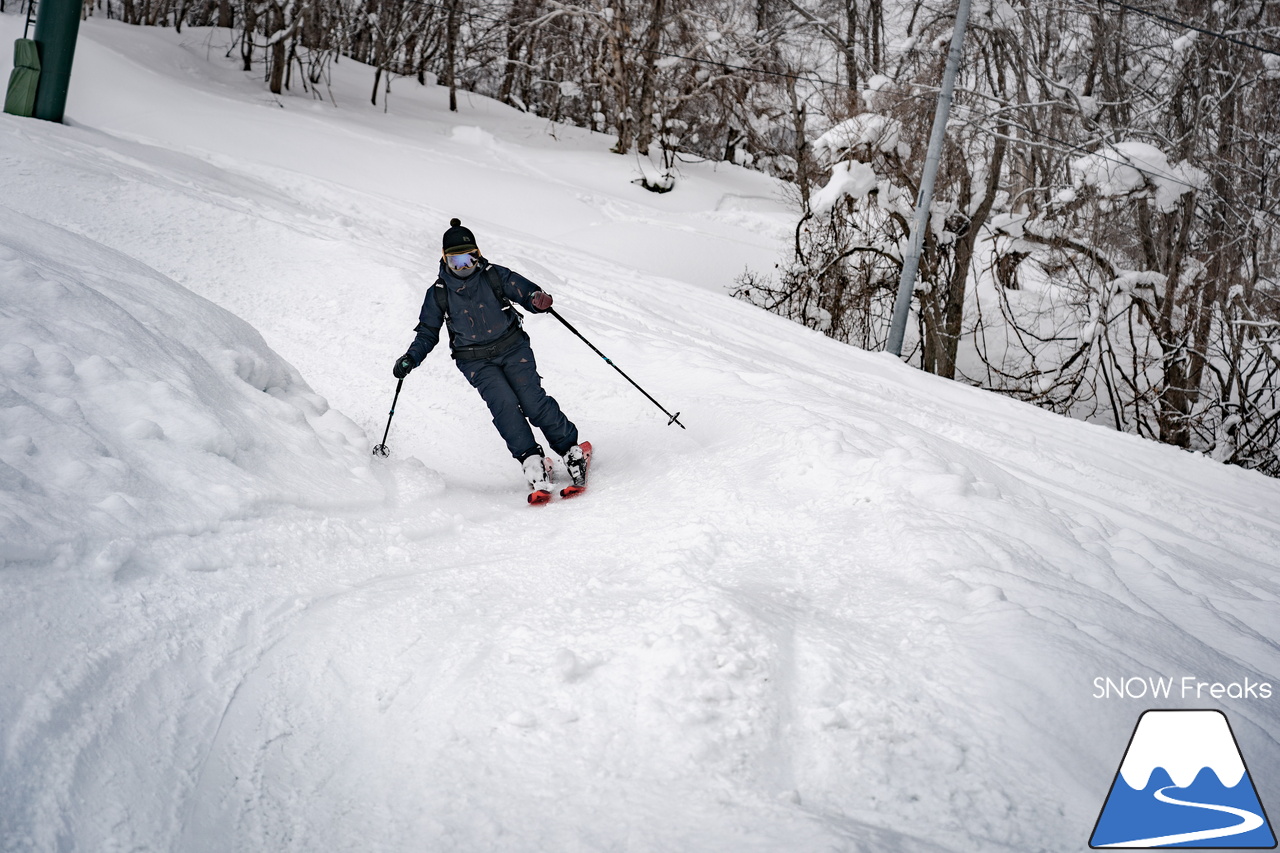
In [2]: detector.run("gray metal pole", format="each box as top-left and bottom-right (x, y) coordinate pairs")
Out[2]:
(32, 0), (83, 123)
(886, 0), (972, 357)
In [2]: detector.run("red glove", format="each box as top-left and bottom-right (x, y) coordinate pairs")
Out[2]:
(531, 291), (553, 311)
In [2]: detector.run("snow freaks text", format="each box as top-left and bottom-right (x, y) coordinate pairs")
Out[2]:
(1093, 676), (1274, 701)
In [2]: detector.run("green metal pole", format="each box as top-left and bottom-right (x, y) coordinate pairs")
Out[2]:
(31, 0), (82, 123)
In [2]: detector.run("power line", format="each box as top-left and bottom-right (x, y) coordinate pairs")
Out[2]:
(440, 0), (1280, 66)
(1097, 0), (1280, 60)
(948, 92), (1213, 196)
(338, 0), (1278, 201)
(397, 0), (1280, 93)
(399, 0), (848, 89)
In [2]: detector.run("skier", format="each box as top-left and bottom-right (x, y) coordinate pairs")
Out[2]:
(391, 219), (590, 503)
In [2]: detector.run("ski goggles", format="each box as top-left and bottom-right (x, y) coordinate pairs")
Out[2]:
(445, 250), (479, 272)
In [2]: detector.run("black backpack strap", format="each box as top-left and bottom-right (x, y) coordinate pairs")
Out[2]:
(433, 277), (449, 319)
(485, 266), (521, 319)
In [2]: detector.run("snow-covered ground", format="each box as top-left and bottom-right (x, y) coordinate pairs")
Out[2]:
(2, 14), (1279, 852)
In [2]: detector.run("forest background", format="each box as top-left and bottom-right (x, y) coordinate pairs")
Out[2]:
(22, 0), (1279, 476)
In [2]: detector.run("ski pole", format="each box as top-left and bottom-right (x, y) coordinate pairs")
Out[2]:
(372, 378), (404, 457)
(548, 308), (685, 429)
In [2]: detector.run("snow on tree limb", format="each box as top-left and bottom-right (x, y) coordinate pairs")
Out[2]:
(1070, 142), (1208, 213)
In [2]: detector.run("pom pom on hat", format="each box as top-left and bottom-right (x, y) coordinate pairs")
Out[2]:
(442, 218), (478, 253)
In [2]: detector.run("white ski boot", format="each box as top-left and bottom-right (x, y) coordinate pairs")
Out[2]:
(560, 441), (592, 498)
(522, 451), (553, 504)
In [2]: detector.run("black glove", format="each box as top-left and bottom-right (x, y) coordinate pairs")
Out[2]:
(393, 353), (416, 379)
(531, 291), (553, 311)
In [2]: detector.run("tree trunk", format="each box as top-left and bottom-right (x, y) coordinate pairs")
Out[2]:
(606, 0), (633, 153)
(787, 79), (811, 211)
(844, 0), (859, 96)
(268, 3), (286, 94)
(868, 0), (883, 69)
(240, 0), (256, 70)
(935, 104), (1010, 379)
(498, 0), (534, 102)
(633, 0), (665, 153)
(446, 0), (460, 111)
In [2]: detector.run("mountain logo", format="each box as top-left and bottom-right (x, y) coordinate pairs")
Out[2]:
(1090, 709), (1276, 848)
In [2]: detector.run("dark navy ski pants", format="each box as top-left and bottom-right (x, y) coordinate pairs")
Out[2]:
(457, 340), (578, 460)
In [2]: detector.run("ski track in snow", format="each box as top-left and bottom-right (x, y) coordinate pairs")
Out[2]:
(3, 13), (1280, 853)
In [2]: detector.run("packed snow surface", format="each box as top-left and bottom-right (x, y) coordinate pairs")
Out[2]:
(2, 14), (1279, 853)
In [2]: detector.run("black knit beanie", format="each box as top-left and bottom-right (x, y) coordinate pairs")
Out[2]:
(442, 218), (478, 254)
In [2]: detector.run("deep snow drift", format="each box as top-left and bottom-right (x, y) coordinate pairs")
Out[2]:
(0, 207), (380, 567)
(2, 13), (1279, 852)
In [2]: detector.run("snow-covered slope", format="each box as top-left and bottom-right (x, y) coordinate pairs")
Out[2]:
(0, 207), (380, 566)
(2, 14), (1278, 853)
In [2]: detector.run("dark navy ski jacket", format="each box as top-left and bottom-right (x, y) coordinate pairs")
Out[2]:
(406, 259), (549, 365)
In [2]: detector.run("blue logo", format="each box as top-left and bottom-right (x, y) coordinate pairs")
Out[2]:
(1091, 710), (1276, 848)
